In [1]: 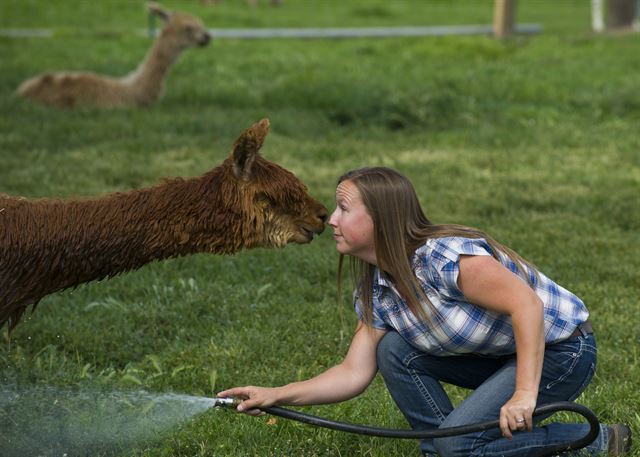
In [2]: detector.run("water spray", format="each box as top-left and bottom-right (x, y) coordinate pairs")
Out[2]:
(1, 385), (220, 457)
(209, 398), (600, 457)
(0, 385), (600, 456)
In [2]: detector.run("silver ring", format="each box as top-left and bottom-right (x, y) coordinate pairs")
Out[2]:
(516, 419), (526, 423)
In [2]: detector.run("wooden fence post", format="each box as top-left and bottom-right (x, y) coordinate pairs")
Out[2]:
(494, 0), (516, 38)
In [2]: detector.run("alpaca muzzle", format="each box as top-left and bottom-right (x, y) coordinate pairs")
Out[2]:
(198, 33), (211, 46)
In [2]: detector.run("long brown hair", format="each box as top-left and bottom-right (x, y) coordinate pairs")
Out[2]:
(336, 167), (536, 326)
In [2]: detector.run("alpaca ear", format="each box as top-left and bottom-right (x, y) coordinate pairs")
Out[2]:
(148, 2), (170, 22)
(232, 119), (270, 181)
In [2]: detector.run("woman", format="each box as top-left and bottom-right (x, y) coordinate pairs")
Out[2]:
(219, 167), (632, 456)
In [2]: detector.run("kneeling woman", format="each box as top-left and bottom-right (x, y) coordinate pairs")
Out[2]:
(220, 167), (631, 456)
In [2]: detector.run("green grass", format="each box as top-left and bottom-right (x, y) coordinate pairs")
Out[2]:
(1, 0), (639, 455)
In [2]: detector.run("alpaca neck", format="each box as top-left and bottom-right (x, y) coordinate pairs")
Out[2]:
(22, 173), (242, 292)
(124, 34), (184, 100)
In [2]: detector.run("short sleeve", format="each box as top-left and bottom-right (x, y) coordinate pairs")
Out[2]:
(353, 291), (388, 330)
(427, 237), (494, 300)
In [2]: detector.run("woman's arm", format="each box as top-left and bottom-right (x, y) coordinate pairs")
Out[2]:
(218, 321), (387, 416)
(457, 255), (545, 438)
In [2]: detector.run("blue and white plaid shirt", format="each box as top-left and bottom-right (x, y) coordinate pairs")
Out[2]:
(354, 237), (589, 356)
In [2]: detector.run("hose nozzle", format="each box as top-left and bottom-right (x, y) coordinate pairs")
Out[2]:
(210, 397), (242, 408)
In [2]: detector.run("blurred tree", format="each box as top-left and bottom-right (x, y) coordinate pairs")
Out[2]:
(607, 0), (637, 29)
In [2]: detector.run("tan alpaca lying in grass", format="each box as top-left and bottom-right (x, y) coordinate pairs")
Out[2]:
(202, 0), (282, 5)
(0, 119), (329, 332)
(16, 2), (210, 109)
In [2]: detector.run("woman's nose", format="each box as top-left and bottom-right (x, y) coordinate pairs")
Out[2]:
(328, 210), (338, 227)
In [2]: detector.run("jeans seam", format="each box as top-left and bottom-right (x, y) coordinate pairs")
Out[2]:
(568, 362), (596, 402)
(545, 339), (583, 390)
(403, 351), (448, 423)
(545, 339), (597, 402)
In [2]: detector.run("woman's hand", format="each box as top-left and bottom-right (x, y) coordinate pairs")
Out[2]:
(217, 386), (280, 416)
(499, 389), (537, 438)
(217, 323), (385, 419)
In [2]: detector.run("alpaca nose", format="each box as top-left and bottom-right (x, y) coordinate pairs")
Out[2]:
(317, 207), (329, 225)
(199, 33), (211, 46)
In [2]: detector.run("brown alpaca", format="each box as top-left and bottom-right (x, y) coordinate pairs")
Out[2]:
(0, 119), (328, 332)
(16, 2), (211, 109)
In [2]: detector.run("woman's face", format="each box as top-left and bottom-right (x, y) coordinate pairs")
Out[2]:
(328, 180), (376, 264)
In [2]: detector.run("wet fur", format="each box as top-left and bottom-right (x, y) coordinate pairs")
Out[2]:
(0, 119), (327, 331)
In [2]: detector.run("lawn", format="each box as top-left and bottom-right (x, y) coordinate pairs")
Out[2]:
(1, 1), (639, 456)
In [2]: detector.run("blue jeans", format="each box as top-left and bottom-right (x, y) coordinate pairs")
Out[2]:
(376, 331), (608, 456)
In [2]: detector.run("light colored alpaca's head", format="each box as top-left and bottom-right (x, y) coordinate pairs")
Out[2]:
(148, 2), (211, 50)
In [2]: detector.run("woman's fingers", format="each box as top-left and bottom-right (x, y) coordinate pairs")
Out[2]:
(217, 387), (248, 398)
(238, 397), (262, 412)
(244, 408), (266, 417)
(218, 386), (277, 415)
(500, 409), (534, 438)
(500, 413), (513, 439)
(500, 393), (536, 438)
